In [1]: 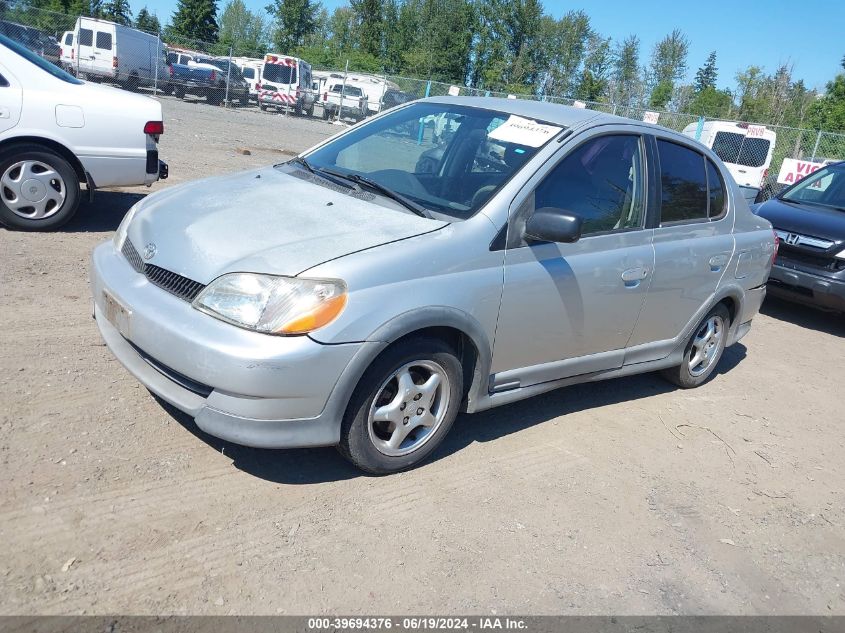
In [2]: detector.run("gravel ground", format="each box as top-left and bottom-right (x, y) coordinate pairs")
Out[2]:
(1, 95), (844, 615)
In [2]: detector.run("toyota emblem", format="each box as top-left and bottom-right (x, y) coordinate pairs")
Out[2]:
(142, 243), (157, 260)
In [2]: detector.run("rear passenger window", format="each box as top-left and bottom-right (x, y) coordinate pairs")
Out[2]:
(242, 67), (254, 79)
(657, 139), (708, 224)
(64, 33), (73, 45)
(79, 28), (92, 46)
(95, 32), (112, 49)
(706, 159), (726, 219)
(534, 134), (645, 235)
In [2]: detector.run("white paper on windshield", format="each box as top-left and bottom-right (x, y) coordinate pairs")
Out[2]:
(487, 115), (562, 147)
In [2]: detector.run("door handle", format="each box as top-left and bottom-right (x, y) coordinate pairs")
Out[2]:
(622, 267), (649, 287)
(709, 255), (729, 272)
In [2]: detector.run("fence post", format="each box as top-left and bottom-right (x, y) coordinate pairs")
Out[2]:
(153, 32), (160, 96)
(337, 59), (349, 123)
(810, 130), (822, 162)
(379, 71), (387, 115)
(224, 45), (233, 107)
(416, 81), (432, 145)
(695, 116), (705, 141)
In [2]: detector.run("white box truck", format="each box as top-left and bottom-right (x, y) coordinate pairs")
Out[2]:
(71, 17), (167, 90)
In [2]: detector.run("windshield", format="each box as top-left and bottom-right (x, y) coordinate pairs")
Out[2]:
(0, 33), (82, 84)
(263, 63), (296, 85)
(712, 131), (771, 168)
(780, 163), (845, 211)
(300, 102), (562, 220)
(335, 85), (362, 97)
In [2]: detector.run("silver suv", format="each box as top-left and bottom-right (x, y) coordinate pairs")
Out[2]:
(91, 98), (776, 474)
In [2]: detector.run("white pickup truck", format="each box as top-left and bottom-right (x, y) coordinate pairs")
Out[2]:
(321, 83), (366, 122)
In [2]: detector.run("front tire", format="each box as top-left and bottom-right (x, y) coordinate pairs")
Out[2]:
(660, 304), (731, 388)
(0, 145), (81, 231)
(338, 337), (463, 474)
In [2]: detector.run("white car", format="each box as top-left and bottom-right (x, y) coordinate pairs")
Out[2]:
(0, 33), (167, 230)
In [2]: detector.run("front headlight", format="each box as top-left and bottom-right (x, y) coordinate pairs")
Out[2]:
(192, 273), (347, 335)
(113, 202), (141, 249)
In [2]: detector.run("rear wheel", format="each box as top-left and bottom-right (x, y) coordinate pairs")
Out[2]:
(0, 145), (81, 231)
(660, 304), (730, 388)
(338, 337), (463, 474)
(174, 86), (185, 99)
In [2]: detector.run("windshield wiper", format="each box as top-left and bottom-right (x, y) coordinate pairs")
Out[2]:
(289, 156), (315, 174)
(317, 168), (431, 218)
(289, 157), (357, 190)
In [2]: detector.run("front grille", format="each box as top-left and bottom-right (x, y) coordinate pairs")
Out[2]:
(122, 239), (206, 302)
(144, 264), (206, 302)
(777, 250), (845, 273)
(122, 238), (143, 273)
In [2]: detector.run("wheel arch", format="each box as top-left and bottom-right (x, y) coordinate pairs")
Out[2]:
(366, 307), (493, 413)
(0, 136), (86, 183)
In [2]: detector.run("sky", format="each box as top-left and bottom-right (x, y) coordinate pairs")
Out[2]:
(132, 0), (844, 92)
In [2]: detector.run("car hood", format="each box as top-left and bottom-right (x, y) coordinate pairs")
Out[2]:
(126, 166), (447, 284)
(755, 197), (845, 240)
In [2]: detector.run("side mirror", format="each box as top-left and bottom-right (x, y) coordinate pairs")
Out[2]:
(524, 208), (583, 243)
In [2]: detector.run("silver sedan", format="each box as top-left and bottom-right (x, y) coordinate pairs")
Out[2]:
(91, 97), (775, 473)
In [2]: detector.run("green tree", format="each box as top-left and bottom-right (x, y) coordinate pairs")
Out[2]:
(576, 34), (612, 102)
(647, 29), (689, 108)
(693, 50), (717, 92)
(102, 0), (131, 25)
(267, 0), (318, 51)
(135, 7), (161, 32)
(808, 71), (845, 132)
(170, 0), (219, 42)
(351, 0), (382, 58)
(613, 34), (641, 105)
(540, 9), (592, 97)
(688, 86), (732, 118)
(218, 0), (265, 53)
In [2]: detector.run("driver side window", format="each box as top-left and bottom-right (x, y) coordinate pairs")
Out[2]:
(534, 134), (645, 236)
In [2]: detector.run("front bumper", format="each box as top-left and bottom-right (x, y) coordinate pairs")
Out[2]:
(767, 263), (845, 312)
(91, 241), (380, 448)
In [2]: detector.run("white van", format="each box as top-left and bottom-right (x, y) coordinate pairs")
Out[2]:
(682, 120), (776, 199)
(71, 17), (167, 89)
(258, 53), (315, 115)
(232, 57), (263, 101)
(59, 30), (74, 71)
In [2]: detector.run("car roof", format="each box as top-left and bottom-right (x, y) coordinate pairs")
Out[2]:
(423, 95), (695, 136)
(425, 96), (606, 128)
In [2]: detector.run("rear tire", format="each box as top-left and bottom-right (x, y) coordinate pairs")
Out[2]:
(660, 304), (731, 389)
(338, 337), (463, 474)
(0, 144), (81, 231)
(174, 86), (185, 99)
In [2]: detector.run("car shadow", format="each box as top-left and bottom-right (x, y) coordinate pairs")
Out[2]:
(63, 190), (146, 233)
(761, 295), (845, 338)
(155, 343), (747, 484)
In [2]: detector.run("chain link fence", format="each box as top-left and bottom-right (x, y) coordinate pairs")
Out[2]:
(3, 0), (845, 201)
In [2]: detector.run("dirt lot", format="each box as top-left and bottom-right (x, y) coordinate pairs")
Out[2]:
(1, 96), (844, 615)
